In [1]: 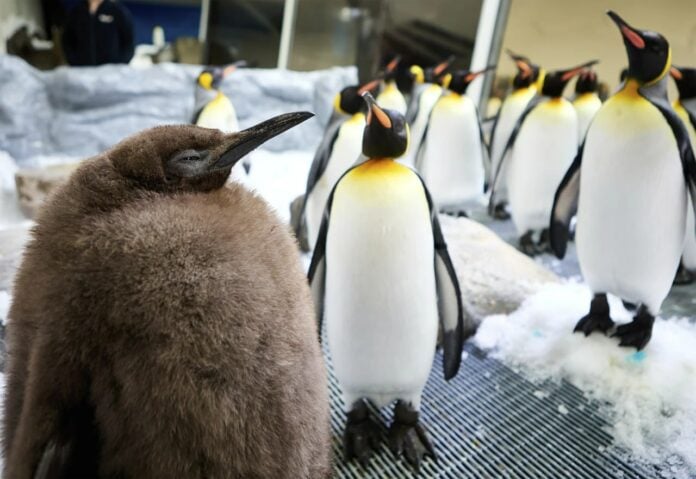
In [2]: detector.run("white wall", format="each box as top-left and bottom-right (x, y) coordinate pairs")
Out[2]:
(498, 0), (696, 93)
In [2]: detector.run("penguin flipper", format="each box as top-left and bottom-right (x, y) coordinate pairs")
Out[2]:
(549, 142), (584, 259)
(307, 211), (328, 337)
(488, 95), (543, 213)
(640, 90), (696, 232)
(405, 87), (421, 124)
(414, 176), (467, 379)
(295, 118), (343, 237)
(474, 105), (491, 191)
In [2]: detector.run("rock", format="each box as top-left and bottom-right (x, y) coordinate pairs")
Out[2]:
(14, 162), (80, 218)
(439, 215), (560, 321)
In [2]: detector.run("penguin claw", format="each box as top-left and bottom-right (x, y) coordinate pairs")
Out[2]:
(492, 203), (510, 220)
(343, 416), (381, 467)
(388, 401), (436, 469)
(573, 313), (614, 337)
(611, 306), (655, 351)
(612, 321), (653, 350)
(388, 422), (436, 469)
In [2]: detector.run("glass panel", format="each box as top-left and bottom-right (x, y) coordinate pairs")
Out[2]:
(207, 0), (284, 67)
(289, 0), (484, 81)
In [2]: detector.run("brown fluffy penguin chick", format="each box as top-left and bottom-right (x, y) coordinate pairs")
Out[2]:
(3, 112), (332, 478)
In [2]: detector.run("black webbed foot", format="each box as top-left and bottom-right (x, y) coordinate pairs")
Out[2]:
(492, 202), (510, 220)
(388, 401), (436, 470)
(574, 293), (614, 336)
(537, 228), (552, 254)
(343, 400), (381, 467)
(519, 231), (539, 256)
(612, 305), (654, 350)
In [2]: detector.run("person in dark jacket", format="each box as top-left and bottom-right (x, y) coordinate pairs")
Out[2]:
(62, 0), (135, 66)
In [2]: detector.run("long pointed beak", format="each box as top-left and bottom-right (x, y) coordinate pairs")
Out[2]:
(560, 60), (600, 81)
(362, 92), (392, 128)
(212, 112), (314, 170)
(223, 60), (247, 77)
(358, 79), (381, 95)
(670, 66), (683, 80)
(386, 55), (401, 73)
(607, 11), (645, 49)
(433, 55), (455, 77)
(465, 65), (497, 82)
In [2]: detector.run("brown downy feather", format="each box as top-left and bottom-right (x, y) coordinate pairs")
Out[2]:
(3, 121), (331, 478)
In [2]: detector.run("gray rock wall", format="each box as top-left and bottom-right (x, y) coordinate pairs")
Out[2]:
(0, 55), (356, 164)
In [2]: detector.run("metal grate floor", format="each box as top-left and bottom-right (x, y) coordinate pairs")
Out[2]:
(327, 344), (663, 478)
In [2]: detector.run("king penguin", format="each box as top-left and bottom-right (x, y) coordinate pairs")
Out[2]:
(376, 56), (408, 115)
(193, 62), (249, 181)
(488, 51), (543, 220)
(550, 12), (696, 350)
(401, 57), (454, 166)
(490, 59), (597, 255)
(416, 67), (493, 216)
(296, 80), (379, 251)
(308, 93), (470, 468)
(3, 113), (332, 477)
(670, 65), (696, 284)
(573, 68), (603, 145)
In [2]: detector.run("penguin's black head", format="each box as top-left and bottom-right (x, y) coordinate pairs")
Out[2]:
(619, 67), (629, 83)
(196, 60), (246, 90)
(442, 66), (495, 95)
(608, 11), (670, 85)
(575, 69), (598, 94)
(413, 56), (454, 84)
(670, 66), (696, 100)
(382, 55), (401, 82)
(507, 50), (541, 89)
(111, 112), (313, 192)
(541, 60), (599, 97)
(361, 92), (408, 159)
(334, 79), (380, 115)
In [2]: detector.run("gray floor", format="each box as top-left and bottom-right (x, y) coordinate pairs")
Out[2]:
(0, 206), (693, 477)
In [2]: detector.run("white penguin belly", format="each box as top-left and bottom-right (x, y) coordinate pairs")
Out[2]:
(490, 87), (536, 195)
(305, 116), (364, 248)
(420, 94), (485, 207)
(325, 161), (438, 408)
(402, 84), (442, 166)
(196, 97), (246, 181)
(675, 104), (696, 269)
(574, 93), (602, 145)
(576, 95), (686, 313)
(508, 99), (578, 233)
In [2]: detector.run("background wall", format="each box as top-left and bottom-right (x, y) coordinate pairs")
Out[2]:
(498, 0), (696, 93)
(0, 0), (43, 54)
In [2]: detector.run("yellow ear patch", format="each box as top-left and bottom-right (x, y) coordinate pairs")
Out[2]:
(410, 65), (424, 84)
(198, 72), (213, 90)
(442, 73), (452, 89)
(333, 92), (344, 114)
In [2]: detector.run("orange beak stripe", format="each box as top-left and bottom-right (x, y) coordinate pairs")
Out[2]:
(621, 25), (645, 49)
(358, 79), (380, 94)
(387, 57), (400, 72)
(371, 105), (392, 128)
(670, 67), (683, 80)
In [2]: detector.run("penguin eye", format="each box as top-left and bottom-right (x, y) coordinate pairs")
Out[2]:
(172, 149), (201, 162)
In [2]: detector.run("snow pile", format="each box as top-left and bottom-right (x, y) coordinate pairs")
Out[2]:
(0, 290), (10, 325)
(246, 149), (312, 223)
(475, 282), (696, 474)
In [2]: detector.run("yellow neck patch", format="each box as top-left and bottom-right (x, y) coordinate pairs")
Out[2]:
(348, 158), (411, 180)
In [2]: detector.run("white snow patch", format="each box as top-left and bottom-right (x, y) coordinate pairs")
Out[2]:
(557, 404), (569, 415)
(475, 282), (696, 475)
(246, 149), (311, 223)
(0, 291), (10, 325)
